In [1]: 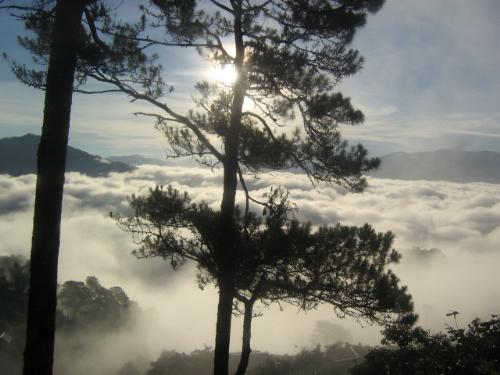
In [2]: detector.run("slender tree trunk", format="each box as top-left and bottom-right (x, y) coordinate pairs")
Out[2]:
(213, 1), (246, 374)
(23, 1), (86, 374)
(234, 301), (254, 375)
(213, 279), (235, 375)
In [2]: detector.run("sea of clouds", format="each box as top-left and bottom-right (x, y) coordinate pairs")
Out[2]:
(1, 165), (499, 361)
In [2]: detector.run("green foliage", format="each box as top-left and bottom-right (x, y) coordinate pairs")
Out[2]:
(351, 314), (500, 375)
(250, 346), (356, 375)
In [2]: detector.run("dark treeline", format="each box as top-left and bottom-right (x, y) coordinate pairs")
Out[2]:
(0, 255), (140, 375)
(119, 344), (370, 375)
(352, 314), (500, 375)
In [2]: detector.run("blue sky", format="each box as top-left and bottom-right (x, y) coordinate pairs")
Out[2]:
(1, 0), (499, 158)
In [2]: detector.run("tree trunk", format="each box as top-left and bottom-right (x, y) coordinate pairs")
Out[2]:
(213, 2), (246, 374)
(23, 1), (87, 374)
(234, 301), (254, 375)
(213, 281), (235, 375)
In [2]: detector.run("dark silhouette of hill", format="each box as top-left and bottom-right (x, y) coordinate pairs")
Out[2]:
(0, 134), (135, 177)
(371, 150), (500, 183)
(4, 136), (498, 183)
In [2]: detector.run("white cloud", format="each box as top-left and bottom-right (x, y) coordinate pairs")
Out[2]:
(1, 167), (499, 355)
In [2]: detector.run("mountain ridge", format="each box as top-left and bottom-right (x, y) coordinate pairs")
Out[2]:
(1, 134), (499, 183)
(370, 149), (500, 183)
(0, 134), (135, 177)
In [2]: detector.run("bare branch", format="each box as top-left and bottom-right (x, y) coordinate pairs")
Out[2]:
(84, 8), (109, 52)
(209, 0), (234, 15)
(87, 71), (226, 163)
(133, 111), (183, 124)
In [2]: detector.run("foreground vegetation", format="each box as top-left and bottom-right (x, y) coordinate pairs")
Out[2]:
(352, 313), (500, 375)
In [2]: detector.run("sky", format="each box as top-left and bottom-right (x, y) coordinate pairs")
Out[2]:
(1, 1), (500, 370)
(0, 0), (499, 158)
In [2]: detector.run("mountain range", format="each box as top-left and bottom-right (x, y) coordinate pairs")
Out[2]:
(372, 150), (500, 183)
(0, 134), (134, 177)
(1, 134), (499, 183)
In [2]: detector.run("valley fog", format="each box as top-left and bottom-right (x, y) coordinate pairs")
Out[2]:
(1, 165), (499, 362)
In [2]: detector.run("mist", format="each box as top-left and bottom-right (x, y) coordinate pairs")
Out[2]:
(1, 165), (499, 372)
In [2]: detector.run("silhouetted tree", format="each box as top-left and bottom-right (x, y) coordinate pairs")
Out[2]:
(1, 2), (94, 373)
(57, 276), (138, 331)
(10, 1), (388, 373)
(232, 191), (411, 375)
(108, 2), (386, 372)
(351, 314), (500, 375)
(2, 2), (194, 373)
(115, 185), (412, 375)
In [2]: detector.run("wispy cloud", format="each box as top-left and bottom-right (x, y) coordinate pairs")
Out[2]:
(339, 0), (500, 154)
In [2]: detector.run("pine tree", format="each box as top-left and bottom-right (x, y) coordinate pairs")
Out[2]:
(114, 185), (412, 375)
(105, 2), (385, 372)
(2, 1), (192, 373)
(7, 1), (388, 373)
(2, 1), (94, 373)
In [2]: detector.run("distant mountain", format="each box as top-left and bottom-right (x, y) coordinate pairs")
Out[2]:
(107, 154), (168, 166)
(108, 154), (197, 168)
(371, 150), (500, 183)
(0, 134), (135, 177)
(3, 135), (498, 183)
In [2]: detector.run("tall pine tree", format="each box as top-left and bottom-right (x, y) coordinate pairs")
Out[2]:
(107, 2), (385, 373)
(2, 1), (193, 373)
(7, 1), (387, 374)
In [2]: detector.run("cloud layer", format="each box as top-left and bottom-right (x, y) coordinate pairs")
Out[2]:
(1, 166), (499, 354)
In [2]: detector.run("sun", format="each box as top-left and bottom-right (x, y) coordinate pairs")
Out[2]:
(206, 64), (238, 86)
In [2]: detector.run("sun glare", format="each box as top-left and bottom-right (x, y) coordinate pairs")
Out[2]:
(206, 64), (238, 86)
